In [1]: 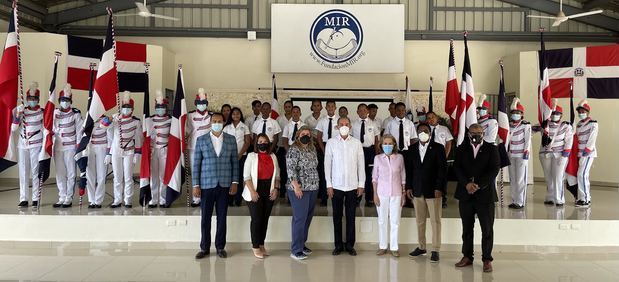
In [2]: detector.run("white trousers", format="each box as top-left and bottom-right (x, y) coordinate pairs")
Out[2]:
(150, 147), (168, 205)
(540, 155), (567, 204)
(86, 146), (107, 205)
(19, 146), (41, 202)
(508, 156), (528, 206)
(188, 149), (200, 204)
(577, 157), (594, 202)
(112, 154), (134, 205)
(376, 195), (402, 251)
(54, 149), (76, 204)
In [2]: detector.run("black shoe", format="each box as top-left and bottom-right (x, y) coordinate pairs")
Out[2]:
(88, 204), (96, 209)
(555, 203), (564, 207)
(61, 203), (72, 208)
(216, 249), (227, 258)
(347, 248), (357, 256)
(110, 204), (122, 209)
(124, 204), (132, 209)
(18, 201), (28, 207)
(190, 203), (200, 207)
(95, 205), (102, 209)
(32, 201), (39, 208)
(430, 251), (439, 262)
(53, 202), (63, 208)
(148, 204), (157, 208)
(303, 246), (313, 256)
(408, 247), (427, 257)
(575, 200), (591, 208)
(332, 247), (343, 256)
(442, 202), (447, 209)
(195, 250), (209, 259)
(544, 201), (554, 205)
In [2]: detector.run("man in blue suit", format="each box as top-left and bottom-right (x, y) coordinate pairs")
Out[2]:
(193, 112), (239, 259)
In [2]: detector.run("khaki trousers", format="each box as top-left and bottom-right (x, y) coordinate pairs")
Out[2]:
(413, 197), (442, 251)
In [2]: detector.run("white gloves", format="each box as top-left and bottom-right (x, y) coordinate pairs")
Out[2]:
(15, 105), (24, 116)
(104, 154), (112, 165)
(133, 154), (140, 164)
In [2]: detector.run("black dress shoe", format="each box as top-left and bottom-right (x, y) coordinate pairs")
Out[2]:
(18, 201), (28, 207)
(442, 202), (447, 209)
(124, 204), (133, 209)
(32, 201), (39, 207)
(88, 204), (96, 209)
(332, 248), (343, 256)
(195, 250), (209, 259)
(190, 203), (200, 207)
(216, 249), (227, 258)
(347, 248), (357, 256)
(148, 204), (157, 208)
(61, 203), (72, 208)
(110, 204), (121, 209)
(543, 201), (554, 205)
(53, 203), (63, 208)
(95, 205), (102, 209)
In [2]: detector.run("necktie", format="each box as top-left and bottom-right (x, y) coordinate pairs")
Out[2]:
(398, 120), (404, 150)
(254, 115), (258, 121)
(327, 117), (333, 139)
(261, 120), (267, 134)
(431, 126), (436, 142)
(292, 122), (298, 142)
(360, 119), (365, 143)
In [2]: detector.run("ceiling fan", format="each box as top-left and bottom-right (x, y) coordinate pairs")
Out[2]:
(527, 0), (603, 27)
(115, 1), (180, 21)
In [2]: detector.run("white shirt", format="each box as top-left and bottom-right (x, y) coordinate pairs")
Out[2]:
(430, 124), (453, 146)
(351, 118), (379, 148)
(384, 117), (418, 151)
(276, 115), (291, 147)
(210, 132), (224, 157)
(251, 117), (282, 143)
(282, 119), (305, 145)
(382, 116), (396, 131)
(223, 122), (250, 155)
(324, 134), (365, 191)
(245, 113), (261, 130)
(304, 113), (324, 137)
(419, 142), (429, 162)
(370, 117), (382, 132)
(472, 141), (483, 159)
(316, 114), (338, 142)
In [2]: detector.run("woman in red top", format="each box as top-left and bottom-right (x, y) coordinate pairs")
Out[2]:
(242, 133), (280, 258)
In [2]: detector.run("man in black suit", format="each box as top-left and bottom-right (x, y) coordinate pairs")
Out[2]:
(405, 123), (447, 263)
(453, 123), (500, 273)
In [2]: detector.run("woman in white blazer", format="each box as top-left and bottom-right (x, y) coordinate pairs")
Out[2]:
(242, 133), (280, 259)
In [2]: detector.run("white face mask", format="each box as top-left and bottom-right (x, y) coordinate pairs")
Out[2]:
(121, 108), (132, 116)
(551, 114), (561, 122)
(511, 113), (522, 121)
(578, 113), (588, 120)
(60, 101), (71, 109)
(418, 132), (430, 143)
(155, 108), (166, 116)
(339, 126), (350, 136)
(479, 109), (487, 117)
(196, 104), (207, 112)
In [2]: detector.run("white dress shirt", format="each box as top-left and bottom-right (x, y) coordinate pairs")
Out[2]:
(251, 117), (282, 142)
(370, 117), (382, 132)
(304, 113), (324, 137)
(282, 119), (306, 145)
(430, 124), (453, 146)
(472, 141), (484, 159)
(316, 114), (339, 142)
(382, 116), (396, 131)
(351, 118), (379, 148)
(210, 132), (224, 157)
(276, 115), (291, 147)
(223, 122), (250, 155)
(245, 113), (261, 130)
(324, 134), (365, 191)
(419, 142), (429, 162)
(384, 117), (418, 151)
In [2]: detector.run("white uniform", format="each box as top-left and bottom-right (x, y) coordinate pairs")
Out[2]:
(507, 120), (532, 206)
(478, 116), (498, 144)
(223, 122), (251, 154)
(149, 114), (172, 206)
(382, 116), (396, 132)
(86, 118), (111, 205)
(12, 107), (43, 202)
(245, 113), (260, 131)
(315, 114), (339, 143)
(304, 113), (324, 138)
(187, 110), (211, 204)
(384, 117), (418, 151)
(575, 118), (598, 203)
(251, 117), (282, 142)
(430, 124), (453, 147)
(276, 115), (290, 147)
(109, 114), (142, 206)
(370, 117), (382, 133)
(282, 120), (306, 146)
(53, 108), (83, 205)
(351, 118), (379, 148)
(540, 121), (573, 205)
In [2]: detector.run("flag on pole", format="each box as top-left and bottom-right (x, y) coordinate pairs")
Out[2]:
(428, 77), (434, 113)
(0, 2), (20, 172)
(139, 64), (152, 206)
(404, 76), (413, 119)
(538, 29), (553, 147)
(38, 52), (60, 183)
(75, 64), (96, 196)
(164, 66), (187, 207)
(565, 81), (579, 197)
(270, 74), (280, 120)
(457, 32), (477, 146)
(444, 39), (460, 135)
(497, 61), (511, 168)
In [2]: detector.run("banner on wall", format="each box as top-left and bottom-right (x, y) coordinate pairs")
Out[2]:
(271, 4), (405, 73)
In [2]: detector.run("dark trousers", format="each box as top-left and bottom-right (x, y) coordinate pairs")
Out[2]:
(317, 146), (327, 204)
(402, 150), (414, 207)
(359, 147), (376, 203)
(200, 186), (229, 251)
(289, 190), (318, 254)
(230, 155), (247, 206)
(247, 180), (275, 248)
(458, 200), (495, 262)
(332, 189), (357, 250)
(276, 147), (288, 198)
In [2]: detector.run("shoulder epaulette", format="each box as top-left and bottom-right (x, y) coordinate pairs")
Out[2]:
(72, 108), (81, 114)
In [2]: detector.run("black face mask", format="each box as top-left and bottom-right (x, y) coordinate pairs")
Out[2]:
(470, 134), (483, 144)
(256, 143), (269, 152)
(300, 135), (311, 145)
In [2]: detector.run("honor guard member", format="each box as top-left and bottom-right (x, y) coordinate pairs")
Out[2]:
(52, 84), (83, 208)
(414, 105), (427, 125)
(13, 82), (44, 207)
(108, 91), (142, 209)
(148, 92), (172, 208)
(573, 100), (597, 208)
(187, 88), (212, 207)
(86, 115), (112, 209)
(476, 95), (498, 144)
(539, 100), (573, 206)
(506, 98), (531, 209)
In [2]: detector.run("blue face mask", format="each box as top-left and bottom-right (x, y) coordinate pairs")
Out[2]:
(196, 104), (207, 112)
(417, 115), (426, 122)
(382, 144), (394, 155)
(211, 123), (223, 132)
(479, 109), (488, 117)
(27, 101), (38, 108)
(155, 108), (166, 116)
(511, 113), (521, 121)
(121, 107), (132, 116)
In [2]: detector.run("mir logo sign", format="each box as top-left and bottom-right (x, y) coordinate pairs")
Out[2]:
(309, 9), (365, 70)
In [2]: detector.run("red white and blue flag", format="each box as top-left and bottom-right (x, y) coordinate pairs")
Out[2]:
(457, 33), (477, 146)
(0, 3), (20, 173)
(164, 66), (187, 207)
(497, 62), (510, 168)
(139, 67), (152, 206)
(270, 74), (280, 120)
(444, 39), (460, 137)
(538, 30), (553, 147)
(38, 53), (60, 183)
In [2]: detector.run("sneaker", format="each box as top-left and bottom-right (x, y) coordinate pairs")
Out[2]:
(290, 252), (308, 261)
(409, 247), (427, 257)
(302, 246), (313, 256)
(430, 251), (439, 262)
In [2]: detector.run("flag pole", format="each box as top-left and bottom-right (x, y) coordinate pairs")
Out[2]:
(143, 62), (150, 214)
(179, 64), (191, 208)
(498, 59), (505, 208)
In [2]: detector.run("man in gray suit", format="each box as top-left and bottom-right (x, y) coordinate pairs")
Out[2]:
(193, 112), (239, 259)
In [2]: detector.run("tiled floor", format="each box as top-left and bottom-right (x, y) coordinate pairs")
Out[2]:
(1, 178), (618, 219)
(0, 247), (618, 281)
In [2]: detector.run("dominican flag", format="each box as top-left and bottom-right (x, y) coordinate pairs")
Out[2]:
(270, 74), (280, 120)
(428, 77), (434, 113)
(538, 30), (553, 147)
(444, 39), (460, 136)
(164, 67), (187, 207)
(457, 33), (477, 146)
(67, 36), (147, 92)
(75, 65), (96, 195)
(38, 53), (60, 183)
(566, 82), (580, 197)
(545, 44), (619, 99)
(497, 62), (510, 168)
(0, 3), (20, 173)
(139, 68), (152, 206)
(404, 76), (413, 118)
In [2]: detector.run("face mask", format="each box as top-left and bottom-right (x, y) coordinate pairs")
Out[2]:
(27, 101), (38, 108)
(551, 114), (561, 122)
(256, 143), (269, 152)
(479, 109), (487, 117)
(578, 113), (588, 120)
(155, 108), (166, 116)
(196, 104), (207, 112)
(60, 101), (71, 109)
(511, 113), (521, 121)
(339, 126), (350, 136)
(382, 144), (394, 155)
(211, 123), (223, 132)
(417, 115), (426, 122)
(121, 107), (132, 116)
(470, 134), (483, 145)
(418, 132), (430, 143)
(300, 135), (311, 145)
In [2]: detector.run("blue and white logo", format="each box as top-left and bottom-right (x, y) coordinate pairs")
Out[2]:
(310, 9), (363, 64)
